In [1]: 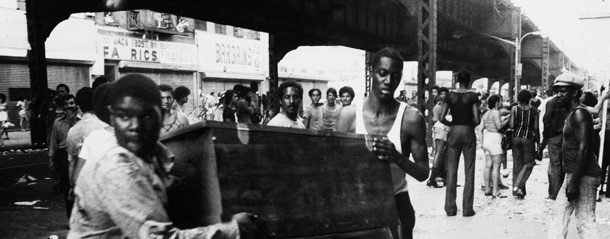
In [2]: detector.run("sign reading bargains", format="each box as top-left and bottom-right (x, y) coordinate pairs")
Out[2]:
(100, 35), (197, 65)
(198, 30), (267, 77)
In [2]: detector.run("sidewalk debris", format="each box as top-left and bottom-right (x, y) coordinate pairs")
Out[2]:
(15, 174), (38, 184)
(14, 200), (40, 206)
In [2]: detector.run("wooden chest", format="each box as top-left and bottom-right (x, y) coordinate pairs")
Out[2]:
(161, 121), (397, 238)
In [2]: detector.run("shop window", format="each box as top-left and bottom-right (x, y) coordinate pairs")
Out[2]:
(215, 24), (226, 35)
(195, 20), (207, 31)
(104, 12), (115, 24)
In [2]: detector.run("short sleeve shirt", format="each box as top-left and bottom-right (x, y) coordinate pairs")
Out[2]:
(267, 113), (305, 129)
(303, 105), (323, 130)
(69, 144), (239, 238)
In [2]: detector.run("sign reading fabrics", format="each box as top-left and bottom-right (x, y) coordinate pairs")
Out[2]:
(197, 30), (267, 77)
(100, 35), (197, 65)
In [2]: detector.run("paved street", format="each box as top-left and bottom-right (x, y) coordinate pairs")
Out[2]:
(0, 130), (34, 151)
(411, 148), (610, 239)
(1, 143), (610, 238)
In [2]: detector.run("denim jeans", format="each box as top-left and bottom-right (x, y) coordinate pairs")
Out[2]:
(547, 135), (565, 199)
(547, 174), (600, 239)
(444, 125), (476, 216)
(512, 137), (536, 195)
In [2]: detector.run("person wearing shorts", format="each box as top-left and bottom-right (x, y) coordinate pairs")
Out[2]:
(429, 88), (450, 187)
(430, 97), (451, 188)
(480, 95), (508, 198)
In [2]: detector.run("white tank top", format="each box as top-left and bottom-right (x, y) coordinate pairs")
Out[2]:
(355, 100), (408, 194)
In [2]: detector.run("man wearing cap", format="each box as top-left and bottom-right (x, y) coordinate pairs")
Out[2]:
(547, 72), (602, 239)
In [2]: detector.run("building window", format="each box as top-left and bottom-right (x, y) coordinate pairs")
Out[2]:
(195, 20), (207, 31)
(176, 17), (190, 33)
(233, 27), (260, 40)
(127, 10), (140, 28)
(215, 24), (226, 35)
(17, 0), (26, 10)
(104, 12), (115, 24)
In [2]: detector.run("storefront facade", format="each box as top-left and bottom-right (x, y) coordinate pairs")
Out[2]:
(196, 29), (269, 97)
(0, 9), (96, 125)
(99, 32), (199, 113)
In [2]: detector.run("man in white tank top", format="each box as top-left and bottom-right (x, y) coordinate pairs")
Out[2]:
(336, 47), (429, 239)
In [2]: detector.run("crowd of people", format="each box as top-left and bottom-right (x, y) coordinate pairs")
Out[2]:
(14, 46), (610, 238)
(423, 69), (609, 238)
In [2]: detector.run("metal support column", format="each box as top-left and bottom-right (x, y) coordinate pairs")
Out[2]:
(26, 0), (49, 145)
(417, 0), (437, 147)
(26, 0), (49, 105)
(511, 10), (522, 102)
(417, 0), (437, 114)
(365, 52), (372, 97)
(268, 34), (279, 118)
(542, 37), (550, 92)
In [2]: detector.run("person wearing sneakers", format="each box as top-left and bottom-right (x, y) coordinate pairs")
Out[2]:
(336, 47), (429, 239)
(547, 72), (602, 239)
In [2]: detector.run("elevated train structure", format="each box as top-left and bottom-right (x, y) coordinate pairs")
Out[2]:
(25, 0), (582, 113)
(23, 0), (584, 237)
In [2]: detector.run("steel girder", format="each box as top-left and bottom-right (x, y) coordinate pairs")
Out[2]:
(417, 0), (437, 116)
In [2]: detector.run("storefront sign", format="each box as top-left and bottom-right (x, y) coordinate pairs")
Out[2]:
(197, 30), (268, 78)
(100, 35), (197, 65)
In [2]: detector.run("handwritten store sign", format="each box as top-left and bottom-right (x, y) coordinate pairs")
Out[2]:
(100, 35), (197, 65)
(197, 30), (268, 76)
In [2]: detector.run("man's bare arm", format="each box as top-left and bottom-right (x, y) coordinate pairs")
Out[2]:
(472, 99), (481, 126)
(395, 109), (429, 181)
(439, 101), (451, 126)
(177, 112), (190, 126)
(335, 106), (356, 133)
(566, 108), (594, 200)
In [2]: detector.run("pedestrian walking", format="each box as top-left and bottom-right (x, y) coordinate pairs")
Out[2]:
(542, 87), (569, 200)
(429, 90), (450, 188)
(509, 90), (540, 199)
(16, 98), (29, 131)
(480, 95), (509, 198)
(547, 72), (602, 239)
(0, 93), (7, 147)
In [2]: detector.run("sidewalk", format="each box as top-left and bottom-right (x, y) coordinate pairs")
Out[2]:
(0, 129), (36, 151)
(411, 145), (610, 239)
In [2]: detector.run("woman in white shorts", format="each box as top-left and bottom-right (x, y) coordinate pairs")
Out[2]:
(480, 94), (508, 198)
(429, 95), (451, 188)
